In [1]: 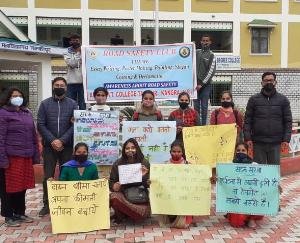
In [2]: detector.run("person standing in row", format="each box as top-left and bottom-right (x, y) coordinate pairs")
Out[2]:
(64, 33), (86, 110)
(132, 90), (163, 121)
(0, 87), (39, 226)
(168, 92), (200, 141)
(37, 77), (77, 217)
(194, 34), (216, 125)
(210, 91), (244, 142)
(244, 72), (292, 164)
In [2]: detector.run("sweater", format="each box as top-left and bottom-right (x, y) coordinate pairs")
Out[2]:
(0, 105), (39, 168)
(59, 162), (99, 181)
(64, 47), (83, 84)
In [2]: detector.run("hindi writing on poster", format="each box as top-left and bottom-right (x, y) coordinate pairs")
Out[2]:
(150, 164), (211, 215)
(74, 110), (119, 165)
(47, 179), (110, 234)
(216, 163), (280, 216)
(183, 124), (237, 166)
(82, 43), (196, 102)
(118, 163), (142, 185)
(122, 121), (176, 163)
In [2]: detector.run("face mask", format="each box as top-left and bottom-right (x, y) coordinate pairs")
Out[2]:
(221, 101), (232, 108)
(72, 43), (81, 49)
(10, 97), (23, 107)
(235, 152), (248, 162)
(201, 44), (210, 50)
(179, 102), (189, 110)
(53, 88), (66, 97)
(74, 154), (88, 163)
(263, 83), (275, 92)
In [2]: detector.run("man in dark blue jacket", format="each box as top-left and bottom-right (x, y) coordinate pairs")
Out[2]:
(244, 72), (292, 165)
(37, 77), (77, 216)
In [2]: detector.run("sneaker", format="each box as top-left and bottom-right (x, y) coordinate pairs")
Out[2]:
(38, 206), (49, 217)
(14, 214), (34, 223)
(248, 219), (257, 229)
(5, 217), (21, 227)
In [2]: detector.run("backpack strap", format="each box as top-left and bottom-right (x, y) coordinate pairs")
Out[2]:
(214, 108), (219, 124)
(155, 110), (163, 121)
(132, 112), (139, 121)
(233, 109), (239, 124)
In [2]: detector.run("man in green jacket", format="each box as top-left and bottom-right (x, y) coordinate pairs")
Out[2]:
(194, 34), (216, 125)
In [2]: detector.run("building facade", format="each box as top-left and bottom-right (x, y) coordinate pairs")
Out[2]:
(0, 0), (299, 121)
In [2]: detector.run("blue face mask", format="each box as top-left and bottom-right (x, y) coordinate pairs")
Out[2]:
(235, 152), (248, 162)
(10, 97), (23, 107)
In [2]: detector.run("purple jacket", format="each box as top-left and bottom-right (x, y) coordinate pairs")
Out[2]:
(0, 105), (40, 168)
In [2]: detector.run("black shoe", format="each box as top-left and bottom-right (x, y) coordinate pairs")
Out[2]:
(14, 214), (34, 223)
(5, 217), (21, 227)
(38, 206), (49, 217)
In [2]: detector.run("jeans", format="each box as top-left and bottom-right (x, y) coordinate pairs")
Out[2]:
(42, 146), (73, 206)
(253, 143), (281, 165)
(67, 83), (85, 110)
(193, 84), (211, 125)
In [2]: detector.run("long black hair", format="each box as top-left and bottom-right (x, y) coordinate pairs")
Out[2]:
(121, 138), (145, 162)
(74, 142), (89, 154)
(0, 87), (27, 107)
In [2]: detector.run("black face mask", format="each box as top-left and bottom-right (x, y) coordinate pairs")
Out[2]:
(72, 43), (81, 49)
(221, 101), (233, 108)
(74, 154), (88, 163)
(263, 83), (275, 92)
(53, 88), (66, 97)
(179, 102), (189, 110)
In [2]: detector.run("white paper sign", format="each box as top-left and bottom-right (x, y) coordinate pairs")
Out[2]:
(118, 163), (142, 185)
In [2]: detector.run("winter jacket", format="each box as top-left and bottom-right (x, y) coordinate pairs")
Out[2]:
(64, 47), (83, 84)
(196, 48), (216, 86)
(37, 96), (77, 147)
(0, 106), (39, 168)
(244, 89), (292, 144)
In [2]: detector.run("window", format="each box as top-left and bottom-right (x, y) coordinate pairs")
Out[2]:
(210, 76), (232, 106)
(251, 28), (269, 54)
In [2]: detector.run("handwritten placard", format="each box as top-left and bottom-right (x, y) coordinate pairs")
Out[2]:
(74, 110), (119, 165)
(122, 121), (176, 163)
(150, 164), (211, 215)
(82, 43), (196, 102)
(216, 163), (280, 216)
(47, 179), (110, 234)
(118, 163), (142, 185)
(183, 124), (237, 166)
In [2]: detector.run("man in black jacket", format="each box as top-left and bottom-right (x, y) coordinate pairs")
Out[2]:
(244, 72), (292, 165)
(37, 77), (77, 216)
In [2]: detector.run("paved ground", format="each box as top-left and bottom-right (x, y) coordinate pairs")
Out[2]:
(0, 173), (300, 243)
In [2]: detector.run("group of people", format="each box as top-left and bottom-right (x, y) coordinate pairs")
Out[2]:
(0, 69), (292, 229)
(0, 31), (292, 230)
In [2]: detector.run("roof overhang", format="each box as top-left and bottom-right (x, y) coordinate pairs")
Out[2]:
(248, 19), (276, 28)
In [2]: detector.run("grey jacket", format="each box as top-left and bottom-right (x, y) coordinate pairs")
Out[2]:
(37, 96), (77, 147)
(64, 47), (83, 84)
(196, 49), (216, 85)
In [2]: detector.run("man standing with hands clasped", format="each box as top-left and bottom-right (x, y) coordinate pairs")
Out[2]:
(37, 77), (77, 216)
(194, 34), (216, 125)
(244, 72), (292, 165)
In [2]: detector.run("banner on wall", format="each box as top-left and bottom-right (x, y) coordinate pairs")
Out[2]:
(216, 163), (280, 216)
(82, 43), (196, 102)
(183, 124), (237, 167)
(47, 179), (110, 234)
(150, 164), (211, 215)
(122, 121), (176, 163)
(74, 110), (119, 165)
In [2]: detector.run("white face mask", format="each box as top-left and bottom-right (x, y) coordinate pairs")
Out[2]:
(10, 97), (23, 107)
